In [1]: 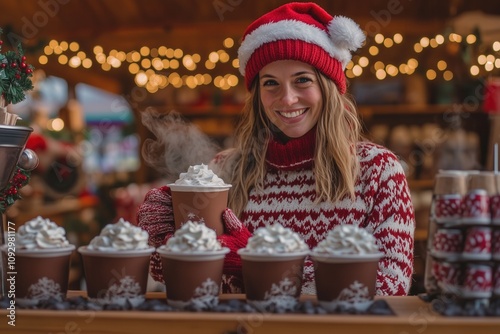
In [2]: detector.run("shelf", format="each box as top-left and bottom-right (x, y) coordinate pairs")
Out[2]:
(408, 179), (434, 191)
(358, 104), (472, 117)
(7, 195), (98, 227)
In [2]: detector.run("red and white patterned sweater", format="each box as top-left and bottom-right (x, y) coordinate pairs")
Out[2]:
(213, 129), (415, 295)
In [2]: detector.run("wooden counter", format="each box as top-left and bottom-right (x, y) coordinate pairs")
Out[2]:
(1, 292), (499, 334)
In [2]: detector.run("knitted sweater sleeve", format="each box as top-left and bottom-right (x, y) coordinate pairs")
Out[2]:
(136, 186), (175, 282)
(362, 146), (415, 296)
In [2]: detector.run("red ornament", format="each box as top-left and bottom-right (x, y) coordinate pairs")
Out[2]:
(11, 62), (16, 68)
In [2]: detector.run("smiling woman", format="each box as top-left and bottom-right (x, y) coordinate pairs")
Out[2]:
(138, 2), (416, 299)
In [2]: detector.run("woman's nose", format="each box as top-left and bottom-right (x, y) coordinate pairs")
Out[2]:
(280, 85), (298, 105)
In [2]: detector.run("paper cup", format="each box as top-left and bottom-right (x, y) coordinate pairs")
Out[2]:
(468, 171), (496, 196)
(491, 194), (500, 225)
(461, 263), (492, 299)
(433, 171), (467, 196)
(493, 229), (500, 261)
(461, 189), (491, 225)
(311, 252), (383, 312)
(168, 184), (231, 236)
(493, 264), (500, 296)
(157, 247), (229, 309)
(431, 228), (463, 260)
(78, 246), (154, 307)
(237, 250), (308, 310)
(1, 245), (75, 307)
(432, 261), (462, 294)
(434, 194), (462, 224)
(462, 226), (492, 261)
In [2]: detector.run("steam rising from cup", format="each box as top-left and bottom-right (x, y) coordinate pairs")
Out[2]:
(140, 109), (220, 182)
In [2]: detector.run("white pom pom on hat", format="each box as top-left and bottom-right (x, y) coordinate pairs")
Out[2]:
(329, 15), (366, 51)
(238, 2), (365, 94)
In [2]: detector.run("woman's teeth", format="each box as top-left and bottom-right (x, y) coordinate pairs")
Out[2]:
(278, 108), (306, 118)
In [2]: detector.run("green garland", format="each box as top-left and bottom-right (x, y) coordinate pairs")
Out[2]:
(0, 28), (34, 213)
(0, 28), (34, 105)
(0, 167), (30, 213)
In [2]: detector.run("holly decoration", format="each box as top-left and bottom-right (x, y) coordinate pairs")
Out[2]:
(0, 167), (30, 213)
(0, 28), (35, 106)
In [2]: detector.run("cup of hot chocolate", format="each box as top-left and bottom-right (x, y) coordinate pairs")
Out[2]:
(311, 225), (383, 312)
(168, 164), (231, 236)
(1, 216), (75, 307)
(237, 224), (309, 311)
(156, 220), (229, 309)
(78, 218), (154, 307)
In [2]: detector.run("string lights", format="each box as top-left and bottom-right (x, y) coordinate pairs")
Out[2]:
(38, 37), (240, 93)
(37, 31), (500, 93)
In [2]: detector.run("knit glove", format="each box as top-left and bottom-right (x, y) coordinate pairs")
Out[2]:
(136, 185), (175, 282)
(217, 208), (251, 277)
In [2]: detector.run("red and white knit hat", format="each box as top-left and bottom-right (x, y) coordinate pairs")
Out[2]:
(238, 2), (365, 94)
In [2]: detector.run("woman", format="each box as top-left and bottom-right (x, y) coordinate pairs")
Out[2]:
(137, 2), (415, 296)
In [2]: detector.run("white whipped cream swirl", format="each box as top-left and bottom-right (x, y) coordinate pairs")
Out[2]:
(243, 224), (308, 254)
(17, 216), (70, 249)
(313, 225), (380, 255)
(163, 221), (222, 252)
(88, 218), (149, 251)
(174, 164), (229, 187)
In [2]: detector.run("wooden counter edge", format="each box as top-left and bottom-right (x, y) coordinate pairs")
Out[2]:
(2, 292), (500, 325)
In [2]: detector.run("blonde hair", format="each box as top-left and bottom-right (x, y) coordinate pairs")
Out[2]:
(228, 70), (361, 216)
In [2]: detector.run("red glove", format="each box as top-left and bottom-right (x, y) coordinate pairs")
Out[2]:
(136, 185), (175, 282)
(218, 208), (251, 278)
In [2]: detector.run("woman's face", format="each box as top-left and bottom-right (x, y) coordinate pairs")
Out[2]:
(259, 60), (322, 138)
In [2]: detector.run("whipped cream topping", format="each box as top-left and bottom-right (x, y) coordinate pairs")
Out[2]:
(88, 218), (149, 251)
(312, 225), (380, 255)
(242, 223), (308, 254)
(162, 221), (222, 252)
(174, 164), (229, 187)
(16, 216), (70, 249)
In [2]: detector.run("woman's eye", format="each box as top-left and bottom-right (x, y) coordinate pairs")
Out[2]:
(296, 77), (313, 84)
(262, 79), (278, 86)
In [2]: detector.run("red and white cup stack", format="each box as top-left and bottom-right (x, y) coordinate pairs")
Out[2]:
(425, 171), (466, 295)
(433, 171), (467, 225)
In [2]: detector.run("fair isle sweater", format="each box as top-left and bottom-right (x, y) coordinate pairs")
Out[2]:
(213, 129), (415, 296)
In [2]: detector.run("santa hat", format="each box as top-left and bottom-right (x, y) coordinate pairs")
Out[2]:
(238, 2), (365, 94)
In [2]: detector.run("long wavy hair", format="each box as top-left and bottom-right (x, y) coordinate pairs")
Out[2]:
(228, 70), (362, 216)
